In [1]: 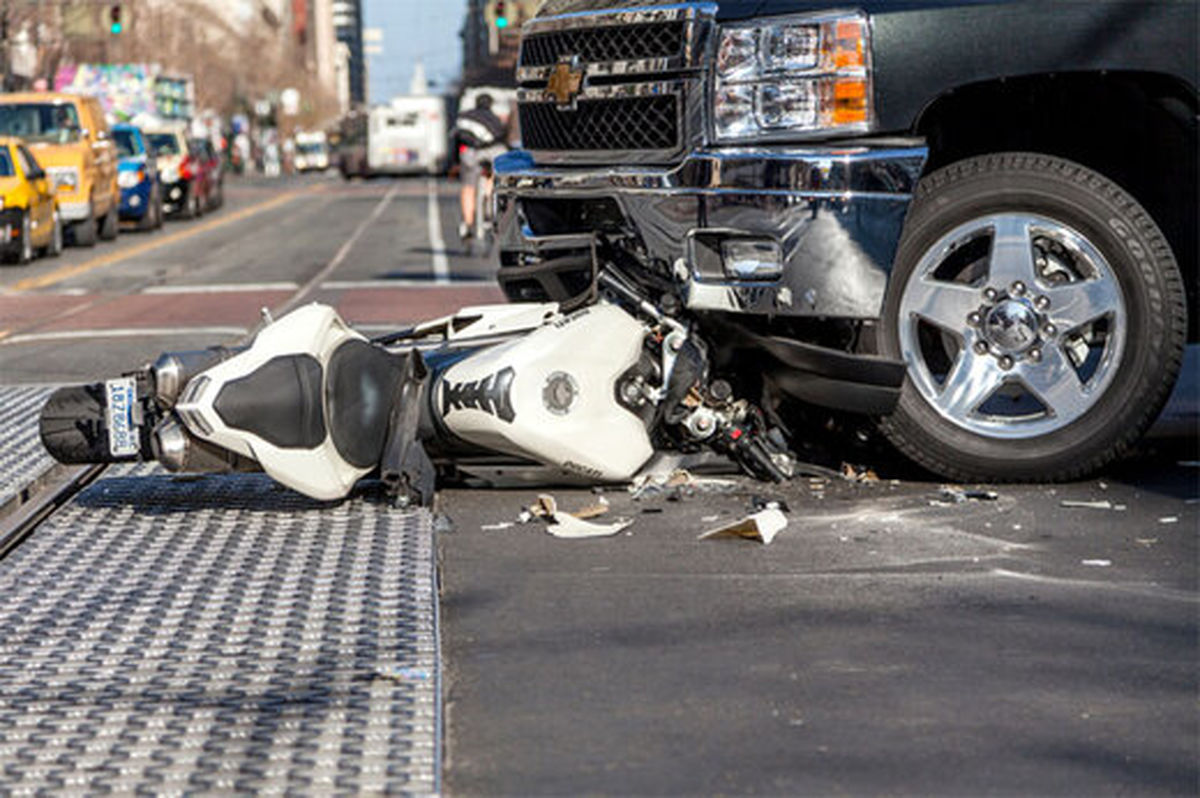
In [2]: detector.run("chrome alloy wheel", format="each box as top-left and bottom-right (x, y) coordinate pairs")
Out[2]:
(897, 213), (1126, 439)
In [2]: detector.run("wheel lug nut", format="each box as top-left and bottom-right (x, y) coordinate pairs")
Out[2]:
(983, 287), (999, 302)
(967, 311), (982, 327)
(1043, 322), (1057, 336)
(1028, 348), (1042, 363)
(1010, 281), (1026, 296)
(973, 341), (990, 356)
(1034, 295), (1051, 311)
(999, 355), (1014, 370)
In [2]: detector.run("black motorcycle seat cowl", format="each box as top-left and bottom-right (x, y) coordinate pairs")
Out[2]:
(325, 339), (405, 469)
(214, 355), (326, 449)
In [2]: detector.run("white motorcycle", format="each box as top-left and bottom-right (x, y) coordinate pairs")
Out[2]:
(40, 269), (794, 506)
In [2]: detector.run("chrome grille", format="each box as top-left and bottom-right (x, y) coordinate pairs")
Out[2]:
(520, 95), (678, 151)
(515, 4), (714, 162)
(519, 22), (686, 67)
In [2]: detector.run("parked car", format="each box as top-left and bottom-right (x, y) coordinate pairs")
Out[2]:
(145, 123), (202, 219)
(496, 0), (1198, 482)
(0, 92), (119, 246)
(187, 138), (224, 211)
(111, 123), (163, 231)
(0, 136), (62, 263)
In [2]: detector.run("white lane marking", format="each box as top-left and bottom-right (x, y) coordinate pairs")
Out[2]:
(1, 326), (247, 345)
(320, 279), (494, 290)
(0, 287), (92, 296)
(278, 182), (401, 314)
(142, 282), (299, 295)
(427, 178), (450, 285)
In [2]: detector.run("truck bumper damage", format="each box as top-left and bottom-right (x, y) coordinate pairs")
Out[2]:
(494, 143), (928, 413)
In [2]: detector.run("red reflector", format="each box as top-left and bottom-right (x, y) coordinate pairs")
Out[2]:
(730, 428), (743, 440)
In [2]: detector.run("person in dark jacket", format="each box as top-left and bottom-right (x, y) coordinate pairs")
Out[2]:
(452, 94), (508, 241)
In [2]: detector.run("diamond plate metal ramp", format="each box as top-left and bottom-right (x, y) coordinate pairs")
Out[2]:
(0, 385), (56, 511)
(0, 464), (441, 794)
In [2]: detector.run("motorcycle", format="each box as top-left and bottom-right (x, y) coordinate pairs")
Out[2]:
(39, 267), (795, 507)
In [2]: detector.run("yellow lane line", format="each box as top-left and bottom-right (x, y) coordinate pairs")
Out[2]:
(7, 189), (311, 293)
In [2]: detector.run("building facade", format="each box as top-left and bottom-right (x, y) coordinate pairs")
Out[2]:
(332, 0), (364, 105)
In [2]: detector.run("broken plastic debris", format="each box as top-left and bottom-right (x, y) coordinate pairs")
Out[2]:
(481, 522), (515, 531)
(1080, 559), (1112, 567)
(530, 494), (557, 518)
(1060, 500), (1114, 510)
(1136, 538), (1159, 547)
(531, 493), (633, 538)
(570, 496), (610, 520)
(936, 487), (999, 504)
(840, 463), (880, 483)
(750, 495), (790, 513)
(699, 508), (788, 545)
(629, 469), (737, 500)
(1158, 516), (1179, 524)
(546, 514), (633, 539)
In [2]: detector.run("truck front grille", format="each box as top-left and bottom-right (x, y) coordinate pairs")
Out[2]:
(519, 22), (686, 67)
(519, 96), (678, 152)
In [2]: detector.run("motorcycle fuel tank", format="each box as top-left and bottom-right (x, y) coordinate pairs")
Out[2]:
(435, 302), (654, 482)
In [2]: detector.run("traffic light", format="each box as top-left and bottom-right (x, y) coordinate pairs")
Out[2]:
(494, 0), (508, 28)
(109, 4), (122, 34)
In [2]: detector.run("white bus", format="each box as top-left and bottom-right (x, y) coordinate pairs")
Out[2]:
(367, 96), (449, 176)
(294, 130), (330, 172)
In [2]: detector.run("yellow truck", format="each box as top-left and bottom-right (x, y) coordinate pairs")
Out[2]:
(0, 92), (119, 246)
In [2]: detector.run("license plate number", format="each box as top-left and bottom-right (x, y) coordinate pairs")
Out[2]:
(105, 377), (139, 458)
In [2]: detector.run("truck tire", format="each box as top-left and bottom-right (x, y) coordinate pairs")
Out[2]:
(878, 152), (1186, 482)
(71, 213), (97, 247)
(99, 204), (119, 241)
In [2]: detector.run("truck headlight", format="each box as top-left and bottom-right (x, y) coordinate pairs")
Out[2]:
(118, 170), (142, 188)
(713, 13), (872, 142)
(48, 167), (80, 192)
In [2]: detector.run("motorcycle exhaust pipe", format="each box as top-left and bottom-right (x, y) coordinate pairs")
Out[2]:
(151, 416), (259, 474)
(151, 346), (246, 408)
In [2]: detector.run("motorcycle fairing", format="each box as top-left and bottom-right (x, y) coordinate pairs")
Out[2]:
(173, 304), (382, 501)
(435, 302), (655, 482)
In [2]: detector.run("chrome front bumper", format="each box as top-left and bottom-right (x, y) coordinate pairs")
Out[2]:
(495, 143), (928, 319)
(57, 200), (92, 222)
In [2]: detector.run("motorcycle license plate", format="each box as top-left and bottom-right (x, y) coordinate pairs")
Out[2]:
(105, 377), (140, 458)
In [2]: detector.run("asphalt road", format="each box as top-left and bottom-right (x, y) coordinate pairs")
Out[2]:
(0, 172), (1195, 795)
(0, 172), (502, 383)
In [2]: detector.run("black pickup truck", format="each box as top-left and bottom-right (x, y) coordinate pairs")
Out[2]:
(493, 0), (1197, 481)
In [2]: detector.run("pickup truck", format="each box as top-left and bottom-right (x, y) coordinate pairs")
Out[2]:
(493, 0), (1197, 481)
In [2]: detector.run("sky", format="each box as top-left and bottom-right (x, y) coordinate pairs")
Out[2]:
(363, 0), (469, 105)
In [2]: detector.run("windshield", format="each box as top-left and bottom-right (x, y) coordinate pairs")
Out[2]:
(0, 149), (13, 177)
(297, 142), (326, 155)
(147, 133), (181, 156)
(0, 103), (82, 143)
(113, 129), (139, 158)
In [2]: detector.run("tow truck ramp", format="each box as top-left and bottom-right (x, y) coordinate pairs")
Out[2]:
(0, 459), (441, 794)
(0, 386), (57, 513)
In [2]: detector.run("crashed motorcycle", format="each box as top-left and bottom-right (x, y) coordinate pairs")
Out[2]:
(39, 266), (798, 506)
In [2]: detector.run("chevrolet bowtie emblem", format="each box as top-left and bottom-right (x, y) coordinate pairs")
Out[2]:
(545, 57), (585, 109)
